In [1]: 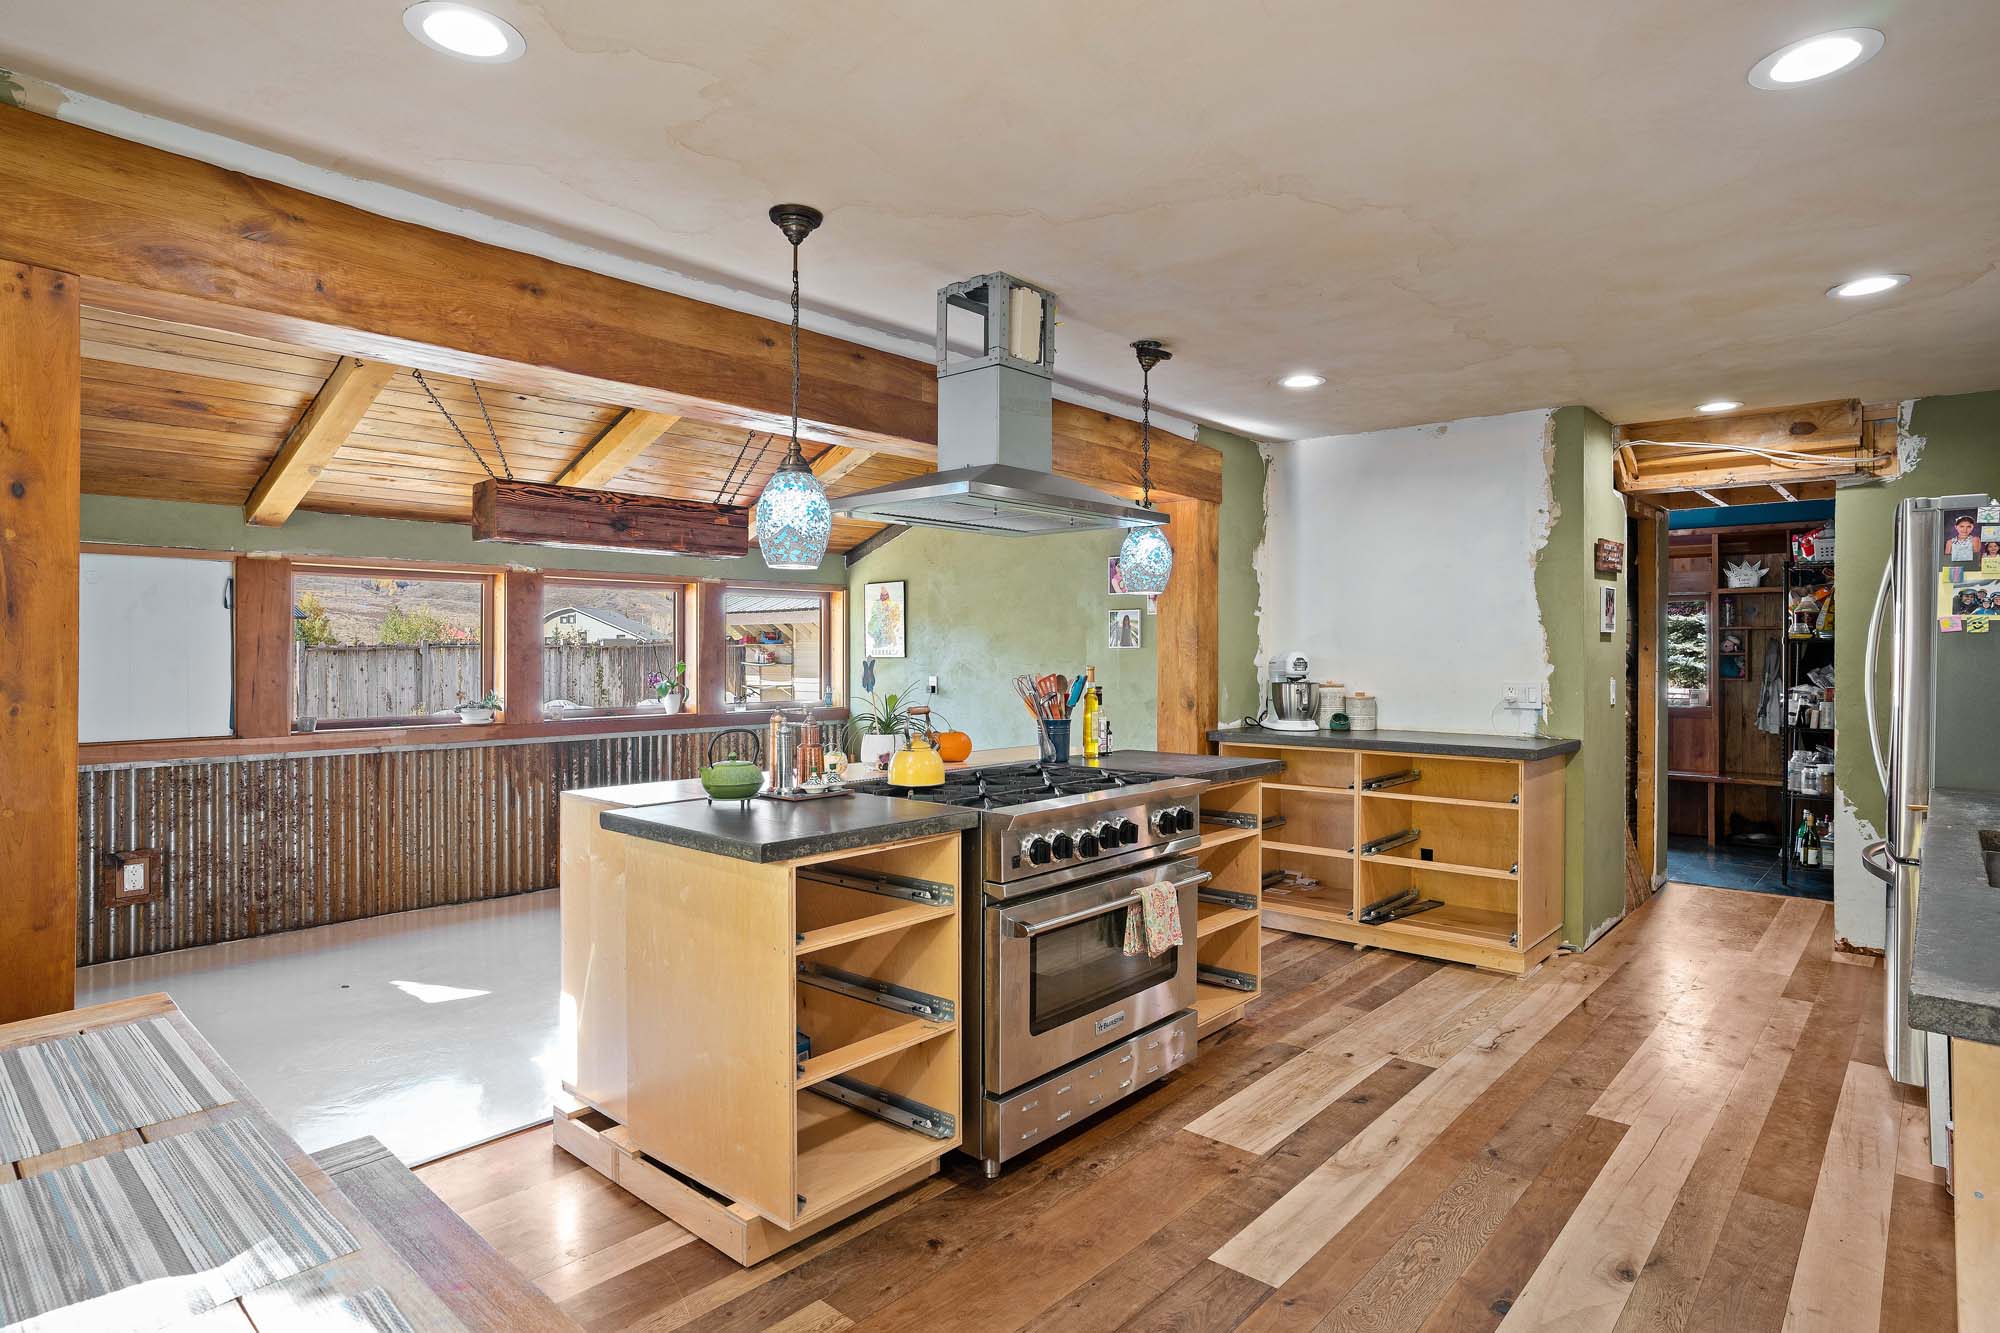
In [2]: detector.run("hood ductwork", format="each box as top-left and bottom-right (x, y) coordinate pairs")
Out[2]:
(831, 273), (1167, 536)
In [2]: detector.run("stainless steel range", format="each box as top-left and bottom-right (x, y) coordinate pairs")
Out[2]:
(850, 761), (1209, 1176)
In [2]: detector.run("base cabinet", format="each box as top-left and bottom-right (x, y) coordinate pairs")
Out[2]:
(1219, 741), (1567, 974)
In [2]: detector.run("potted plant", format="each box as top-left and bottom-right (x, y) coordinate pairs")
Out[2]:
(646, 662), (688, 713)
(455, 691), (502, 725)
(847, 678), (921, 768)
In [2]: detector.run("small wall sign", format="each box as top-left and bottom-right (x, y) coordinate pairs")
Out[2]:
(1594, 539), (1624, 576)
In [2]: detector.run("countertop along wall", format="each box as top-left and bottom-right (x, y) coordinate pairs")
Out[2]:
(1834, 389), (2000, 950)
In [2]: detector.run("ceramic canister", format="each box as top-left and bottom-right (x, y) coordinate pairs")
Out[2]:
(1315, 683), (1346, 727)
(1346, 691), (1377, 731)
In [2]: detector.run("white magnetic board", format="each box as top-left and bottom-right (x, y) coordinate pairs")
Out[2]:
(80, 554), (236, 742)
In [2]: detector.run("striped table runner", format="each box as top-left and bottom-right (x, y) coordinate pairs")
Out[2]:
(0, 1119), (357, 1330)
(0, 1018), (234, 1163)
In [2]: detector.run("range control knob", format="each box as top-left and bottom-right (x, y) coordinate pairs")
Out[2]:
(1097, 820), (1123, 848)
(1116, 818), (1142, 846)
(1024, 834), (1052, 865)
(1077, 829), (1101, 858)
(1173, 806), (1197, 833)
(1152, 808), (1179, 837)
(1049, 830), (1075, 859)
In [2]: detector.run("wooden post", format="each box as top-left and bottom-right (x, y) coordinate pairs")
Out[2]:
(1155, 499), (1220, 754)
(1631, 504), (1667, 894)
(233, 556), (295, 737)
(690, 582), (729, 714)
(500, 570), (544, 720)
(0, 261), (80, 1021)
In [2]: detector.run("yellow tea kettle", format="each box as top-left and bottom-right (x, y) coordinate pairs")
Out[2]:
(887, 708), (947, 787)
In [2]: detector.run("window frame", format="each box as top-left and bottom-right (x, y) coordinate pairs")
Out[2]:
(537, 572), (691, 723)
(716, 581), (833, 712)
(289, 559), (498, 733)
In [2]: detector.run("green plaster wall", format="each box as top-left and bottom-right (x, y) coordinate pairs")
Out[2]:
(846, 526), (1158, 751)
(1834, 389), (2000, 945)
(1203, 426), (1267, 724)
(79, 496), (845, 583)
(1537, 406), (1630, 947)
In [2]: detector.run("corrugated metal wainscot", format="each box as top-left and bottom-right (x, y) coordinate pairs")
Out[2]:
(76, 724), (841, 965)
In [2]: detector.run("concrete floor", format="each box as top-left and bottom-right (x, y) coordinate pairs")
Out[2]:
(1666, 835), (1834, 899)
(77, 890), (560, 1166)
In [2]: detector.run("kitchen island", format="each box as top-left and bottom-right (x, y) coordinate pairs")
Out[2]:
(559, 778), (979, 1264)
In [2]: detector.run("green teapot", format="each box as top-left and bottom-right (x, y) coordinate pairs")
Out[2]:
(699, 729), (766, 801)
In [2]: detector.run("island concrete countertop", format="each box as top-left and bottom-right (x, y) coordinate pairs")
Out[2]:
(1910, 787), (2000, 1045)
(1208, 725), (1581, 762)
(600, 792), (980, 864)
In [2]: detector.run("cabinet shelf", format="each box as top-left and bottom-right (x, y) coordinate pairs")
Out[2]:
(794, 1018), (951, 1090)
(1359, 789), (1519, 811)
(1262, 780), (1353, 795)
(1359, 851), (1517, 881)
(794, 901), (956, 956)
(1196, 903), (1260, 938)
(1195, 981), (1258, 1029)
(1374, 903), (1516, 947)
(795, 1094), (945, 1223)
(1263, 839), (1351, 859)
(1196, 825), (1259, 853)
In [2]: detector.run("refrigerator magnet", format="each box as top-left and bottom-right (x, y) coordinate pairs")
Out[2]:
(1971, 619), (1992, 634)
(1979, 501), (2000, 524)
(1941, 616), (1965, 633)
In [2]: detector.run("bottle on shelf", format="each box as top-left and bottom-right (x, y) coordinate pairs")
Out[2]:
(1097, 689), (1114, 757)
(1794, 810), (1813, 866)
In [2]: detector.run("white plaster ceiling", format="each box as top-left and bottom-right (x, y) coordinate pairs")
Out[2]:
(5, 1), (1999, 440)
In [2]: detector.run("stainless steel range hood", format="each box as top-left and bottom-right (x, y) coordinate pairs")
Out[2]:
(832, 273), (1166, 536)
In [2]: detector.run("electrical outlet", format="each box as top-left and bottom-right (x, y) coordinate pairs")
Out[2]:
(1501, 682), (1543, 710)
(101, 849), (161, 908)
(927, 675), (939, 694)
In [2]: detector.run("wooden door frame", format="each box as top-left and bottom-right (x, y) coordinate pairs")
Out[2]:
(1630, 501), (1668, 899)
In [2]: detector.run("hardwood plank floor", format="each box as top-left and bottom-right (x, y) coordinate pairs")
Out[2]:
(415, 883), (1954, 1331)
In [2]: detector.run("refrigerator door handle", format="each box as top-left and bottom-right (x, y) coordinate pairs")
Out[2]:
(1861, 839), (1898, 884)
(1865, 556), (1894, 793)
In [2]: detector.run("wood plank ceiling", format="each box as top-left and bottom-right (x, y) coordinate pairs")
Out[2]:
(79, 307), (914, 552)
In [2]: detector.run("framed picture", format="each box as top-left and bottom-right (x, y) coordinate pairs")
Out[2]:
(1594, 539), (1624, 575)
(1599, 584), (1618, 635)
(862, 581), (907, 658)
(1107, 556), (1127, 596)
(1108, 608), (1142, 649)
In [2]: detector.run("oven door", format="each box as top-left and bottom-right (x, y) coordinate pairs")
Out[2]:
(986, 857), (1205, 1093)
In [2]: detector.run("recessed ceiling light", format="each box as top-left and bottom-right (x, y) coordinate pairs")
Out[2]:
(1828, 273), (1910, 299)
(403, 3), (525, 62)
(1279, 373), (1326, 390)
(1748, 28), (1883, 89)
(1697, 400), (1743, 414)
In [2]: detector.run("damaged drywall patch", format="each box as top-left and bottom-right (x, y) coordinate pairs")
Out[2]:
(1896, 398), (1926, 475)
(1832, 785), (1886, 950)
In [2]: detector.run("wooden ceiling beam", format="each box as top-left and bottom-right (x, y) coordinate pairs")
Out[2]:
(0, 107), (1222, 503)
(243, 355), (398, 526)
(554, 409), (681, 489)
(810, 445), (870, 486)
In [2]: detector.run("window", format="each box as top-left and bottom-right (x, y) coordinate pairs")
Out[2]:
(724, 588), (825, 708)
(541, 580), (683, 716)
(80, 551), (234, 743)
(1666, 598), (1710, 709)
(292, 568), (488, 727)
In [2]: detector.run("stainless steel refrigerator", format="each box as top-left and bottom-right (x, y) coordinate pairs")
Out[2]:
(1864, 493), (2000, 1167)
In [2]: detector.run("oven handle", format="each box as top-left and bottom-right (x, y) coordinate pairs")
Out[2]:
(1009, 870), (1211, 939)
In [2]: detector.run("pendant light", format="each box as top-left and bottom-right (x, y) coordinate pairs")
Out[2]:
(754, 204), (833, 570)
(1117, 339), (1174, 594)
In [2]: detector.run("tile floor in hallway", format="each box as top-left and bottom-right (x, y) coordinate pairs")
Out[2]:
(77, 889), (561, 1165)
(1667, 835), (1834, 900)
(416, 882), (1953, 1331)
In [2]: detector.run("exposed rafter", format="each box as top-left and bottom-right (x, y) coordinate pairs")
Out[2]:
(244, 356), (398, 526)
(556, 410), (682, 488)
(810, 445), (870, 486)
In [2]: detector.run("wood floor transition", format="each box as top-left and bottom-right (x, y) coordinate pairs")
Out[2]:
(415, 882), (1954, 1331)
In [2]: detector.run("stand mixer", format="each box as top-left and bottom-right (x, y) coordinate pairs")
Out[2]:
(1263, 651), (1322, 731)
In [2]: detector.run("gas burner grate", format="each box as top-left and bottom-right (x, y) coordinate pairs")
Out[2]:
(859, 762), (1158, 809)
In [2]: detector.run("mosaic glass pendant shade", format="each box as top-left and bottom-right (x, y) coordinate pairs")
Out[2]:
(755, 459), (832, 570)
(1119, 521), (1174, 594)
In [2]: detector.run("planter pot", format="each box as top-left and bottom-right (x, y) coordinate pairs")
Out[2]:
(858, 733), (897, 768)
(457, 708), (496, 725)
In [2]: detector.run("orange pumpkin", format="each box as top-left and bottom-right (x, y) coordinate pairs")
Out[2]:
(933, 730), (974, 762)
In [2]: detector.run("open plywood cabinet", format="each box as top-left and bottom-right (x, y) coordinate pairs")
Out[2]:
(1193, 778), (1263, 1036)
(1219, 741), (1566, 974)
(558, 792), (961, 1264)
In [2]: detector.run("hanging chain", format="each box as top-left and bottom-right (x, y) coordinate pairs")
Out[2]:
(733, 433), (774, 505)
(716, 429), (757, 504)
(411, 368), (512, 482)
(1139, 362), (1153, 507)
(468, 379), (516, 481)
